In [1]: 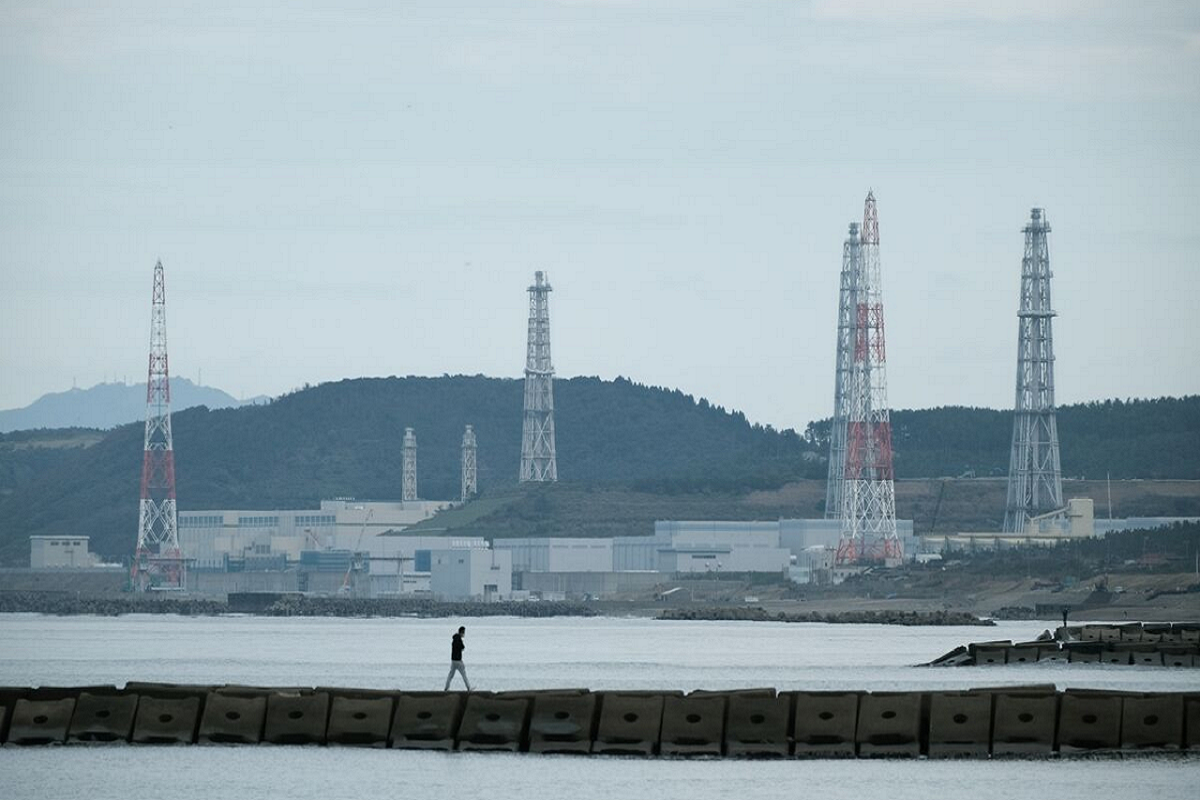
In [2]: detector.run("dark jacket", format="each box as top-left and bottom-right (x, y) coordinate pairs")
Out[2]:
(451, 632), (465, 661)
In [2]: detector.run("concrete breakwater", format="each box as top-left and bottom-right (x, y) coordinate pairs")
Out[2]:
(0, 592), (598, 619)
(3, 683), (1198, 756)
(659, 607), (993, 625)
(927, 622), (1200, 667)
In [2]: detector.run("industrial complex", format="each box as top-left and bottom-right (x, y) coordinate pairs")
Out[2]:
(16, 198), (1195, 601)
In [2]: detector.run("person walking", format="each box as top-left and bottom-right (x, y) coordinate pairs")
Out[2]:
(443, 626), (471, 691)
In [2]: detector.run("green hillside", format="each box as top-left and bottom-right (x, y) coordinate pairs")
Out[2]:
(0, 377), (1196, 565)
(0, 375), (817, 563)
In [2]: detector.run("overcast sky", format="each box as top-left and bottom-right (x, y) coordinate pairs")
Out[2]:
(2, 0), (1197, 432)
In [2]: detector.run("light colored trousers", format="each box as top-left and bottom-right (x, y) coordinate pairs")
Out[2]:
(444, 660), (471, 691)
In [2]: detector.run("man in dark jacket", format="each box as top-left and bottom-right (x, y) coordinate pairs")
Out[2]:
(443, 626), (471, 691)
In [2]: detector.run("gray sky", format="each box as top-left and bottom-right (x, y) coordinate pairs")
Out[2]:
(2, 0), (1198, 432)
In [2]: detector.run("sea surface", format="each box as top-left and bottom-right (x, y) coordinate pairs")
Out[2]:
(1, 614), (1197, 800)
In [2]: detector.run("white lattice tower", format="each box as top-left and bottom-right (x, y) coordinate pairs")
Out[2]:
(133, 259), (185, 590)
(402, 427), (418, 501)
(520, 271), (558, 482)
(461, 424), (477, 501)
(1003, 208), (1063, 533)
(837, 192), (901, 565)
(825, 222), (860, 520)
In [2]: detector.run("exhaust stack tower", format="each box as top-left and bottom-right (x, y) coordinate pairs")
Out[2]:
(133, 260), (185, 591)
(461, 424), (477, 501)
(836, 192), (901, 565)
(402, 427), (418, 502)
(520, 271), (558, 482)
(1003, 208), (1063, 533)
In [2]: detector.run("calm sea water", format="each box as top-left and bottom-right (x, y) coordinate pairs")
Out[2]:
(1, 614), (1198, 800)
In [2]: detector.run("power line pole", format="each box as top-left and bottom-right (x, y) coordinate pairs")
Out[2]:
(1003, 208), (1063, 533)
(825, 222), (860, 520)
(520, 271), (558, 482)
(132, 260), (185, 591)
(836, 192), (900, 565)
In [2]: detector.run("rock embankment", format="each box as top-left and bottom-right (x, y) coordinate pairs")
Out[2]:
(0, 591), (599, 619)
(658, 607), (993, 626)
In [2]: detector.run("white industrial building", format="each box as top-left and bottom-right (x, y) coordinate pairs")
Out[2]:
(29, 536), (99, 569)
(430, 547), (512, 601)
(921, 498), (1097, 551)
(177, 498), (451, 570)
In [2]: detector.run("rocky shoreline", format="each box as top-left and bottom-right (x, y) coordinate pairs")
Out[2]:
(658, 607), (994, 625)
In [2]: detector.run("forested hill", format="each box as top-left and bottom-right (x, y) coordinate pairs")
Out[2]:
(0, 376), (816, 563)
(0, 378), (1195, 564)
(804, 396), (1200, 481)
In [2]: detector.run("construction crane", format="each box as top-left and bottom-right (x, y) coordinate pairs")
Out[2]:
(340, 508), (374, 594)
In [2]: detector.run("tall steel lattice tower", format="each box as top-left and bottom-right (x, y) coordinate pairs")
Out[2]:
(461, 424), (478, 501)
(836, 191), (901, 565)
(133, 260), (185, 591)
(825, 222), (861, 520)
(520, 271), (558, 482)
(1003, 208), (1063, 533)
(402, 427), (418, 501)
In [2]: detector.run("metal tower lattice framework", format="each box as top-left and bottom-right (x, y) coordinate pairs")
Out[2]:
(825, 222), (861, 520)
(461, 424), (477, 501)
(402, 427), (418, 501)
(133, 259), (185, 591)
(1003, 208), (1063, 533)
(520, 271), (557, 482)
(836, 192), (901, 565)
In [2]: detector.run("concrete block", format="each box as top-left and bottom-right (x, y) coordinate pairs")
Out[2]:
(1068, 649), (1101, 663)
(1131, 651), (1163, 667)
(132, 696), (200, 744)
(1079, 626), (1103, 642)
(1121, 694), (1183, 750)
(124, 682), (215, 701)
(792, 691), (858, 757)
(1036, 647), (1067, 663)
(1186, 695), (1200, 749)
(527, 692), (597, 754)
(855, 692), (922, 757)
(390, 693), (464, 750)
(992, 691), (1057, 756)
(594, 693), (665, 756)
(660, 694), (726, 757)
(1099, 626), (1122, 642)
(1057, 691), (1122, 753)
(724, 693), (790, 758)
(456, 695), (529, 752)
(30, 685), (118, 701)
(1005, 646), (1039, 665)
(264, 692), (329, 745)
(7, 697), (75, 745)
(927, 692), (992, 758)
(68, 691), (138, 742)
(1162, 650), (1192, 668)
(969, 641), (1010, 665)
(326, 695), (394, 747)
(0, 687), (31, 743)
(1101, 650), (1131, 665)
(1178, 626), (1200, 644)
(1119, 623), (1144, 641)
(198, 692), (266, 744)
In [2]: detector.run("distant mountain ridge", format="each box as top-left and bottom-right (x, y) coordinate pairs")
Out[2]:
(0, 379), (268, 432)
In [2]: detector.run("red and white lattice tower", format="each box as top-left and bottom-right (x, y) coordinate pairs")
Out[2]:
(836, 191), (901, 565)
(132, 260), (185, 590)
